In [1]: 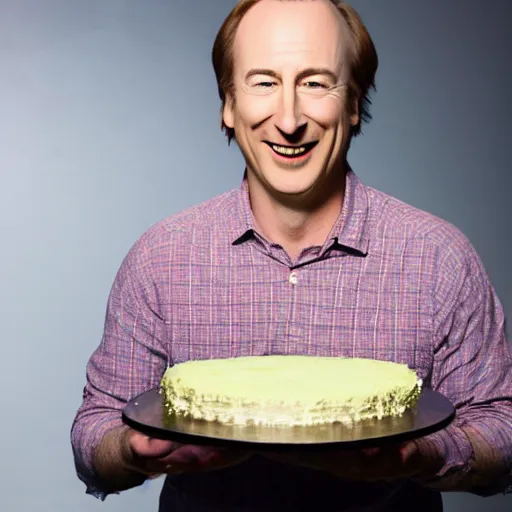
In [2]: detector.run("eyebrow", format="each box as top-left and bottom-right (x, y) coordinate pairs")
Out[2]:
(245, 67), (338, 82)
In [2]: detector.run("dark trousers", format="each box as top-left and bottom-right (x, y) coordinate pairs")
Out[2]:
(158, 456), (443, 512)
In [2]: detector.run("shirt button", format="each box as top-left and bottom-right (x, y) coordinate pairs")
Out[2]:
(289, 272), (298, 285)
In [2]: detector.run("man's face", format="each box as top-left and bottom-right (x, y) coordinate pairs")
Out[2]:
(223, 0), (358, 202)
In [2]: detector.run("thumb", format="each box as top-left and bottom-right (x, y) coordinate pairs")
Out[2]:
(399, 441), (419, 462)
(399, 441), (427, 477)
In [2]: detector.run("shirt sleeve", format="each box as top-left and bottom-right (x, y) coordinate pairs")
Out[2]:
(419, 230), (512, 495)
(70, 231), (169, 499)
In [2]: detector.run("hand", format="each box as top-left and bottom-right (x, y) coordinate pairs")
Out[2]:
(262, 440), (443, 482)
(122, 429), (252, 477)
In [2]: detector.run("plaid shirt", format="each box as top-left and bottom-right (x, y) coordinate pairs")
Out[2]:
(71, 169), (512, 510)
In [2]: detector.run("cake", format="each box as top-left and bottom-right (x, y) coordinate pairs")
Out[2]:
(160, 355), (422, 427)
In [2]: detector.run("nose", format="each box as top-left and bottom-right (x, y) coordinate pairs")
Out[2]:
(274, 84), (304, 135)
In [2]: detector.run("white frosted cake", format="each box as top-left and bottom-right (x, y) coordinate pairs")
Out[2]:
(160, 355), (422, 427)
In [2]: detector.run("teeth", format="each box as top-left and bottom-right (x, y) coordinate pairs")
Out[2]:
(272, 144), (306, 156)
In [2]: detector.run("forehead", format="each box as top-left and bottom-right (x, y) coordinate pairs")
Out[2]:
(233, 0), (352, 75)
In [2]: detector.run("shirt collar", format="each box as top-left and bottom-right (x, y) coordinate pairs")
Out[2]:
(231, 168), (370, 256)
(230, 179), (257, 246)
(327, 168), (370, 255)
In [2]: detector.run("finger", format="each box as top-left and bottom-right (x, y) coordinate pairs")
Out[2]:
(128, 431), (178, 459)
(167, 444), (206, 464)
(409, 438), (444, 476)
(133, 445), (198, 475)
(145, 445), (250, 474)
(143, 459), (189, 475)
(169, 445), (250, 467)
(374, 442), (422, 480)
(399, 441), (419, 463)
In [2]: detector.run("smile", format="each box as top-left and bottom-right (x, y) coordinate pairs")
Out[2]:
(264, 141), (318, 158)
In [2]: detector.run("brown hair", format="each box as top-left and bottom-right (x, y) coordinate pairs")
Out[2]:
(211, 0), (379, 144)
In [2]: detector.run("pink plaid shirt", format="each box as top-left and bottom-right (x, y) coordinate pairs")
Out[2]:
(71, 169), (511, 510)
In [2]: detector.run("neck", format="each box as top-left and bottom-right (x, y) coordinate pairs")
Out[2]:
(247, 166), (347, 261)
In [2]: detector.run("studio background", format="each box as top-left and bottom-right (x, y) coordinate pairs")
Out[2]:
(1, 1), (510, 510)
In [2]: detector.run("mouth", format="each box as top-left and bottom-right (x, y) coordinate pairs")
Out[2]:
(263, 140), (318, 159)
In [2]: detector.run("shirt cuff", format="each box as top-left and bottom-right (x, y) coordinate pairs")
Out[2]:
(73, 415), (126, 499)
(413, 423), (475, 488)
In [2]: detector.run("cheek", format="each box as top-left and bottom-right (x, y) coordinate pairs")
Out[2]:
(235, 94), (277, 127)
(301, 98), (345, 126)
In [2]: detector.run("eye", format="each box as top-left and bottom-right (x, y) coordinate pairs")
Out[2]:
(302, 81), (329, 89)
(243, 77), (278, 96)
(254, 81), (277, 88)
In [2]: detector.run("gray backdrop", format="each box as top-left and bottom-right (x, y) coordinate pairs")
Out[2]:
(1, 1), (510, 511)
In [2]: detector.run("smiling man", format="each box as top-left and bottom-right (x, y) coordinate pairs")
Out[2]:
(222, 0), (362, 261)
(71, 1), (512, 511)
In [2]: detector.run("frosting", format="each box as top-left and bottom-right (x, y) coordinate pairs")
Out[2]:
(160, 355), (422, 427)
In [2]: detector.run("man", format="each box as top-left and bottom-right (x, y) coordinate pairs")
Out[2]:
(71, 1), (512, 510)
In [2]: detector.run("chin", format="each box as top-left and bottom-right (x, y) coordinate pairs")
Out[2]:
(263, 172), (322, 198)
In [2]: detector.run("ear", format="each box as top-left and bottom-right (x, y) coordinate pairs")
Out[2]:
(349, 96), (359, 127)
(222, 94), (235, 129)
